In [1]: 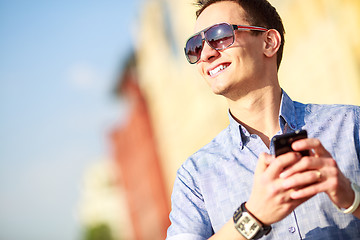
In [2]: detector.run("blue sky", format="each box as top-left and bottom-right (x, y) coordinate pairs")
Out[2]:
(0, 0), (141, 239)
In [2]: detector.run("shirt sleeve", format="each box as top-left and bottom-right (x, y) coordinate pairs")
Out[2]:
(166, 161), (214, 240)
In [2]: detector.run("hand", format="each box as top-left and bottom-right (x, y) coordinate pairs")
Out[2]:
(246, 152), (312, 226)
(279, 138), (354, 209)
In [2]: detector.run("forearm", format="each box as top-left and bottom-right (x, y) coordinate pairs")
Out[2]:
(208, 219), (246, 240)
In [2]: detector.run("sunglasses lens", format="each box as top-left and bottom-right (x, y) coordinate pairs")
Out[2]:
(185, 34), (203, 64)
(184, 23), (235, 64)
(205, 23), (234, 50)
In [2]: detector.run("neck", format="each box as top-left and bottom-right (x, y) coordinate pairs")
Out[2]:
(227, 85), (282, 148)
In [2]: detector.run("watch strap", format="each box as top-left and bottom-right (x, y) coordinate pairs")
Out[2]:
(242, 202), (272, 235)
(233, 202), (272, 239)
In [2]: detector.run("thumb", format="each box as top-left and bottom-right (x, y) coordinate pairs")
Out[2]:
(255, 152), (273, 174)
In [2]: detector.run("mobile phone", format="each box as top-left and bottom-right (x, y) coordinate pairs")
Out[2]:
(273, 130), (310, 157)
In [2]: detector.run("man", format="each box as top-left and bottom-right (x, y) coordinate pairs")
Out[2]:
(167, 0), (360, 239)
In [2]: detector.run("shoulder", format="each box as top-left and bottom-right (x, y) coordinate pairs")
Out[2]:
(172, 125), (232, 203)
(178, 125), (232, 176)
(294, 101), (360, 121)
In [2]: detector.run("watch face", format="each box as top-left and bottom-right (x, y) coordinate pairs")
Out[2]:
(237, 213), (260, 239)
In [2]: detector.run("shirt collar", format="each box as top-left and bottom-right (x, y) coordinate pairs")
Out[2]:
(279, 90), (298, 133)
(228, 90), (298, 149)
(228, 110), (248, 149)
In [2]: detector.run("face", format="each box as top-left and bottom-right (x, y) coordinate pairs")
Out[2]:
(194, 1), (267, 99)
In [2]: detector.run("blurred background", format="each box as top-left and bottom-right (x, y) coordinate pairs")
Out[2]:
(1, 0), (359, 240)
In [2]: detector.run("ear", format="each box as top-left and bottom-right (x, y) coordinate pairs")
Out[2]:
(263, 29), (281, 58)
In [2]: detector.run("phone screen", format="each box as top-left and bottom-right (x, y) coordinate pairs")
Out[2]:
(273, 130), (309, 157)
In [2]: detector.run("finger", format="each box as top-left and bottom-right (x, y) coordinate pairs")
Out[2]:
(255, 152), (272, 174)
(292, 138), (331, 157)
(263, 152), (275, 165)
(289, 181), (325, 199)
(279, 156), (322, 178)
(267, 151), (302, 178)
(282, 170), (323, 190)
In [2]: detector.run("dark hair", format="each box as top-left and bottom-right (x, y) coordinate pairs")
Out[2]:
(195, 0), (285, 69)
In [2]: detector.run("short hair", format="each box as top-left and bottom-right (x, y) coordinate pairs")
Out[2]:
(195, 0), (285, 69)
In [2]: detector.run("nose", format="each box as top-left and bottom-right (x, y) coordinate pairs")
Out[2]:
(199, 40), (220, 63)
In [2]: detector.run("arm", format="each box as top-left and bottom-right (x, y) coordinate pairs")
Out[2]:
(209, 218), (250, 240)
(210, 137), (360, 240)
(167, 164), (214, 240)
(280, 138), (360, 219)
(209, 152), (312, 239)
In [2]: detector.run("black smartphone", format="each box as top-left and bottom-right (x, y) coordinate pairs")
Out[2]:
(273, 130), (310, 157)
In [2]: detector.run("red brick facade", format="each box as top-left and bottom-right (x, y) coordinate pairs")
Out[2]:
(111, 61), (170, 240)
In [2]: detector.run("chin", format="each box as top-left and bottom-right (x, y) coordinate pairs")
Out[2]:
(211, 84), (231, 96)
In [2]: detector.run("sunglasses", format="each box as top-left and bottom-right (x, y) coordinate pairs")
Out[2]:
(184, 22), (268, 64)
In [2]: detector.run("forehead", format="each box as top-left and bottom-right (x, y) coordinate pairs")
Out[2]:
(194, 1), (248, 33)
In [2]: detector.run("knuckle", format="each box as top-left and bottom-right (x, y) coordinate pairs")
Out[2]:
(313, 139), (321, 147)
(328, 177), (339, 190)
(281, 203), (293, 213)
(278, 195), (288, 204)
(327, 163), (340, 176)
(326, 158), (337, 167)
(273, 159), (284, 169)
(268, 183), (281, 197)
(301, 157), (312, 167)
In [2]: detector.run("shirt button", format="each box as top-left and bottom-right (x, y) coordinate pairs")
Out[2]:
(288, 226), (296, 233)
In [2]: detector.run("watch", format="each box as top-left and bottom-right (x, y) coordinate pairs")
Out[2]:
(233, 202), (272, 239)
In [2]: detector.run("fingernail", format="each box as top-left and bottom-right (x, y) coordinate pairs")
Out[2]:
(290, 191), (299, 199)
(280, 172), (287, 178)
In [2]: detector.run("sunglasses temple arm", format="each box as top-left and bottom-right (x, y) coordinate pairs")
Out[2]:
(233, 25), (268, 32)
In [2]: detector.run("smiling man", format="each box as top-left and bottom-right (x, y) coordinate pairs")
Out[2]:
(166, 0), (360, 239)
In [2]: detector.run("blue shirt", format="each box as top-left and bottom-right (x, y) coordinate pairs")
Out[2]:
(167, 91), (360, 240)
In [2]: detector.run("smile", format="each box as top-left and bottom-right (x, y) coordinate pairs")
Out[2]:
(208, 63), (230, 76)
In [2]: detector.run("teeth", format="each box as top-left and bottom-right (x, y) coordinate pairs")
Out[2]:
(209, 64), (228, 76)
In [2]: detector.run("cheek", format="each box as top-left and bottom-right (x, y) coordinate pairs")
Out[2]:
(196, 63), (206, 77)
(232, 35), (264, 60)
(233, 48), (259, 69)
